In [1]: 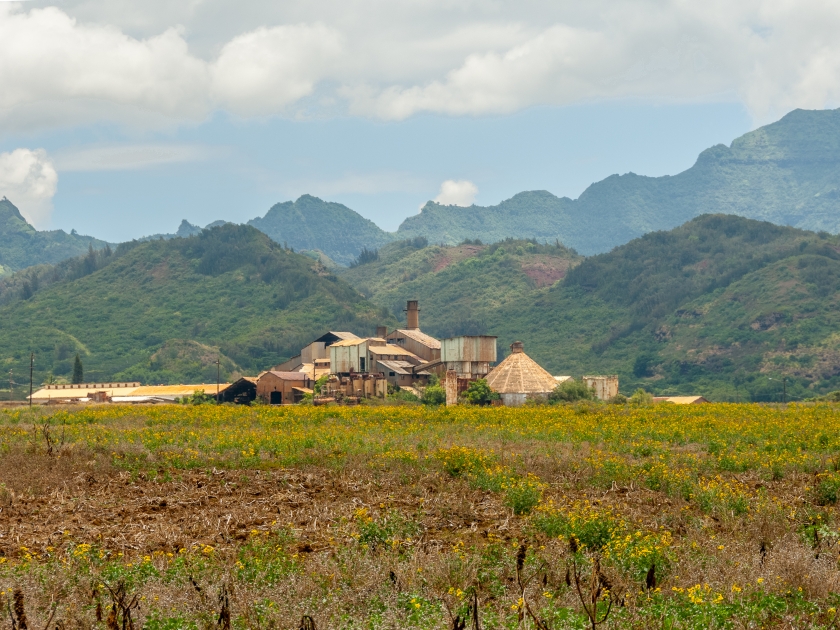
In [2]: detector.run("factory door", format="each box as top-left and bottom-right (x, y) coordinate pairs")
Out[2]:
(270, 391), (282, 405)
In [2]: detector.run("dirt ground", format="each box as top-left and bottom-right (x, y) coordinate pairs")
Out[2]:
(0, 450), (524, 560)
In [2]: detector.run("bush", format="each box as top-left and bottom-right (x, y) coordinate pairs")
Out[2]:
(389, 388), (420, 403)
(548, 379), (595, 403)
(313, 374), (329, 395)
(464, 379), (500, 405)
(422, 385), (446, 406)
(179, 389), (215, 405)
(629, 388), (654, 405)
(815, 474), (840, 505)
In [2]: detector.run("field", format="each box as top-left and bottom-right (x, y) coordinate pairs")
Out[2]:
(1, 403), (840, 629)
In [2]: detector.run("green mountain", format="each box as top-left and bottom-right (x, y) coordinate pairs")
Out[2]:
(395, 109), (840, 255)
(0, 224), (388, 387)
(239, 108), (840, 263)
(247, 194), (394, 266)
(0, 198), (109, 275)
(341, 215), (840, 401)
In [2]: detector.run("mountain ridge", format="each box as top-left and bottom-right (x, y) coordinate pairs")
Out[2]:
(0, 198), (110, 275)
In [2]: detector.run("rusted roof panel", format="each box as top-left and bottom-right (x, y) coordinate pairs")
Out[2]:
(266, 371), (310, 381)
(392, 329), (441, 349)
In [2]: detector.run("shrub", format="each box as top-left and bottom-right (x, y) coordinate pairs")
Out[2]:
(422, 385), (446, 406)
(548, 379), (595, 403)
(464, 379), (500, 405)
(629, 388), (654, 405)
(502, 474), (545, 515)
(815, 473), (840, 505)
(313, 374), (329, 395)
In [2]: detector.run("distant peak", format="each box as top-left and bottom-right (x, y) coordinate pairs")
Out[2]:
(0, 197), (26, 222)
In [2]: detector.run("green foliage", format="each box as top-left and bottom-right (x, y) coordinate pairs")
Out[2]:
(350, 247), (379, 267)
(179, 389), (215, 405)
(463, 379), (499, 405)
(502, 476), (544, 515)
(72, 354), (83, 384)
(548, 379), (594, 403)
(421, 385), (445, 406)
(0, 224), (388, 385)
(814, 474), (840, 506)
(313, 374), (329, 395)
(629, 389), (654, 405)
(388, 387), (420, 403)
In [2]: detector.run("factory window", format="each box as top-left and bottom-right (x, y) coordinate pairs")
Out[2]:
(389, 372), (395, 377)
(359, 357), (366, 371)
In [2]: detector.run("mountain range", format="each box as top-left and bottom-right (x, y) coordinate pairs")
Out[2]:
(181, 107), (840, 260)
(3, 108), (840, 272)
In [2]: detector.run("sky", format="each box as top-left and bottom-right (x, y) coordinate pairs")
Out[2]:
(1, 0), (839, 241)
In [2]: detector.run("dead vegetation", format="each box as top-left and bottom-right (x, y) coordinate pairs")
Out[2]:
(0, 405), (839, 628)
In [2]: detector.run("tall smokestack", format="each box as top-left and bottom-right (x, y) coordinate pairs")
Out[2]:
(405, 300), (420, 330)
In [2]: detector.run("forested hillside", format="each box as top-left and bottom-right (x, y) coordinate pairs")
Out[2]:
(0, 198), (109, 274)
(0, 225), (388, 386)
(343, 215), (840, 401)
(338, 236), (581, 338)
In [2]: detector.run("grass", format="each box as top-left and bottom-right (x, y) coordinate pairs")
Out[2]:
(2, 402), (840, 628)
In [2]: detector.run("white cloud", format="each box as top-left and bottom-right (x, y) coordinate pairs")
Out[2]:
(6, 1), (840, 127)
(434, 179), (477, 206)
(212, 24), (343, 116)
(0, 148), (58, 228)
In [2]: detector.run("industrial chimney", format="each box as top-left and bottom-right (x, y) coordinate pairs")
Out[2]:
(405, 300), (420, 330)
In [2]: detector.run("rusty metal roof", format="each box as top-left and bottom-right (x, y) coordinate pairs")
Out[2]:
(328, 332), (360, 340)
(485, 349), (557, 394)
(265, 371), (311, 381)
(329, 338), (368, 348)
(376, 360), (415, 375)
(369, 345), (420, 359)
(391, 329), (441, 349)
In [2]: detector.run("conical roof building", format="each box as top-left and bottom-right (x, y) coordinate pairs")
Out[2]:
(486, 341), (558, 406)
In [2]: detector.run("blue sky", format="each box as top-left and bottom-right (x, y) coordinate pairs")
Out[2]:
(0, 1), (836, 242)
(4, 101), (752, 241)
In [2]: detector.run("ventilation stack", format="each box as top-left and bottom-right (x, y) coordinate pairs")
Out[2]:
(405, 300), (420, 330)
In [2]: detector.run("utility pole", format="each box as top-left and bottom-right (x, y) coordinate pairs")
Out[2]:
(215, 358), (221, 404)
(29, 353), (33, 408)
